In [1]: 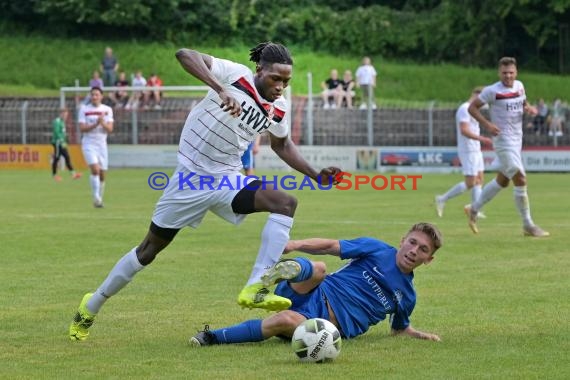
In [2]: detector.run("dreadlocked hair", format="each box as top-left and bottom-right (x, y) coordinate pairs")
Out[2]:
(249, 42), (293, 67)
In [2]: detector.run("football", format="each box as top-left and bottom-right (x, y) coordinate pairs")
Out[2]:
(291, 318), (342, 363)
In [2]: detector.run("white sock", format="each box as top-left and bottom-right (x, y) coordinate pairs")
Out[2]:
(90, 175), (101, 201)
(471, 184), (482, 206)
(473, 179), (503, 211)
(246, 213), (294, 286)
(441, 182), (468, 201)
(99, 181), (106, 201)
(86, 248), (144, 314)
(514, 186), (533, 227)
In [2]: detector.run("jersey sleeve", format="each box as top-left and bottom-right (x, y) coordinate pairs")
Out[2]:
(455, 104), (470, 124)
(339, 237), (393, 260)
(517, 81), (527, 102)
(478, 85), (495, 105)
(210, 57), (248, 85)
(104, 106), (114, 123)
(268, 98), (289, 138)
(390, 302), (414, 331)
(78, 106), (87, 124)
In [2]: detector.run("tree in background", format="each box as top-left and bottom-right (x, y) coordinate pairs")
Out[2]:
(1, 0), (568, 73)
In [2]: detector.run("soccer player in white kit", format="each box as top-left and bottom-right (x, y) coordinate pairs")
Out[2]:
(435, 87), (492, 217)
(466, 57), (549, 237)
(78, 87), (114, 208)
(69, 42), (341, 341)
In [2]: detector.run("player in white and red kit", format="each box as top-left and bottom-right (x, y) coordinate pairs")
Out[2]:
(78, 87), (114, 208)
(69, 42), (341, 341)
(466, 57), (549, 237)
(435, 87), (492, 218)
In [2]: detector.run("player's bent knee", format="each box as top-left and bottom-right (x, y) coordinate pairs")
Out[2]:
(275, 311), (306, 331)
(248, 188), (298, 215)
(274, 194), (297, 216)
(312, 261), (327, 280)
(136, 223), (179, 265)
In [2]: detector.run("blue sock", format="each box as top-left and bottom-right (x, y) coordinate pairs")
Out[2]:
(290, 257), (313, 283)
(211, 319), (264, 344)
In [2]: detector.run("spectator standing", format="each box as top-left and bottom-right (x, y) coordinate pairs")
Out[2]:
(51, 108), (82, 181)
(320, 69), (342, 109)
(340, 70), (356, 109)
(100, 47), (119, 87)
(549, 99), (564, 137)
(145, 73), (164, 109)
(355, 56), (377, 110)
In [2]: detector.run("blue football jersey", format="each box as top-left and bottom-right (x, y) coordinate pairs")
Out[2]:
(319, 237), (416, 338)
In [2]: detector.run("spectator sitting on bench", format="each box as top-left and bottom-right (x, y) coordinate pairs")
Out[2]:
(321, 69), (343, 109)
(145, 73), (164, 109)
(125, 70), (147, 110)
(340, 70), (356, 109)
(109, 71), (130, 109)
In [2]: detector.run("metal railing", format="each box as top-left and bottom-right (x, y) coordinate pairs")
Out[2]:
(0, 86), (566, 148)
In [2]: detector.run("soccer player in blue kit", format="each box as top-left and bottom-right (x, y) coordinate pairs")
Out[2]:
(190, 222), (443, 346)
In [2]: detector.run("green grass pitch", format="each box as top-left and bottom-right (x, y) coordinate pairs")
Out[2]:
(1, 169), (568, 379)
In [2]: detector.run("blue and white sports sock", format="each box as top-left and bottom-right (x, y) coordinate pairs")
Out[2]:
(212, 319), (264, 344)
(290, 257), (313, 283)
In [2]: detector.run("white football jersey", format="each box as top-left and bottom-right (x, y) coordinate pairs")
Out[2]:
(177, 57), (289, 175)
(478, 80), (526, 149)
(78, 103), (114, 146)
(456, 101), (481, 153)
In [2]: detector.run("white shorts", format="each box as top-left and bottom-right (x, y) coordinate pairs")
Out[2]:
(82, 144), (108, 170)
(152, 164), (250, 229)
(495, 147), (525, 179)
(458, 151), (484, 176)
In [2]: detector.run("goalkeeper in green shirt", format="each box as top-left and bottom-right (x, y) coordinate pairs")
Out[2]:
(51, 108), (82, 181)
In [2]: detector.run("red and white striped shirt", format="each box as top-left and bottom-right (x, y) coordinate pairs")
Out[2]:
(78, 103), (114, 147)
(479, 80), (526, 149)
(177, 57), (289, 175)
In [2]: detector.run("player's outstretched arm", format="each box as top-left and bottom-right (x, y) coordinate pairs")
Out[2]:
(175, 49), (217, 89)
(391, 326), (441, 342)
(269, 134), (341, 185)
(284, 239), (341, 257)
(175, 48), (241, 117)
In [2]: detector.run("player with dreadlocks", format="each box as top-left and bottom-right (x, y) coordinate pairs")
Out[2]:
(68, 42), (342, 341)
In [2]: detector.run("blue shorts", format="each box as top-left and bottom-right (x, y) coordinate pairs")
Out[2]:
(275, 282), (330, 320)
(241, 144), (253, 170)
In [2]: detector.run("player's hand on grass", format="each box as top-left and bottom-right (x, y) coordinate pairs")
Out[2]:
(420, 332), (441, 342)
(393, 326), (441, 342)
